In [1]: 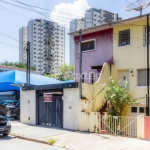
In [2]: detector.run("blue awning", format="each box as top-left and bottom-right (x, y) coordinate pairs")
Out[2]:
(0, 70), (74, 91)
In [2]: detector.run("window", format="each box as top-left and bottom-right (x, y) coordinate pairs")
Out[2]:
(137, 69), (148, 86)
(89, 73), (94, 84)
(131, 107), (137, 113)
(82, 41), (95, 51)
(139, 107), (145, 113)
(119, 29), (130, 46)
(82, 74), (84, 83)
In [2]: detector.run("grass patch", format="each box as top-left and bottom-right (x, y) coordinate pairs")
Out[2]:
(47, 138), (56, 145)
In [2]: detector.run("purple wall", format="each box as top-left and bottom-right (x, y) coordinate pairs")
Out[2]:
(74, 28), (113, 83)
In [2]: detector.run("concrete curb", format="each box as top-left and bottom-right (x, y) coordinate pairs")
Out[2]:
(10, 133), (47, 144)
(10, 132), (73, 150)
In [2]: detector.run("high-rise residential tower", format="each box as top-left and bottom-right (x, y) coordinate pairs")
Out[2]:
(19, 19), (65, 74)
(85, 8), (120, 28)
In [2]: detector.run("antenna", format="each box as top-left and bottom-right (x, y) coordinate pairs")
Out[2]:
(126, 0), (150, 16)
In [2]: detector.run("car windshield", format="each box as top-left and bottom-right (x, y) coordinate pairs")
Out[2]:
(0, 100), (19, 106)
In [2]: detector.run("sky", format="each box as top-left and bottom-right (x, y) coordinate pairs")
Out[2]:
(0, 0), (149, 64)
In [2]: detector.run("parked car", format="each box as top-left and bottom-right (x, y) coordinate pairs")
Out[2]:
(7, 102), (20, 120)
(0, 100), (14, 106)
(0, 100), (19, 107)
(0, 104), (11, 136)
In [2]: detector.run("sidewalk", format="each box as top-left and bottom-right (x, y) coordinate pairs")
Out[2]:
(10, 120), (150, 150)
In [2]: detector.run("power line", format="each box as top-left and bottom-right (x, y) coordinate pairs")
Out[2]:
(0, 41), (22, 49)
(0, 0), (76, 32)
(0, 4), (30, 18)
(11, 0), (84, 18)
(0, 0), (148, 42)
(0, 0), (147, 32)
(0, 30), (23, 44)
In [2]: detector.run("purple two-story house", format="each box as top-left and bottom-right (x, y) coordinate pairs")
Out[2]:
(69, 25), (113, 84)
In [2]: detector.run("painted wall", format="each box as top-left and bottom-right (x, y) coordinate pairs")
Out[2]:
(79, 112), (100, 132)
(113, 18), (148, 111)
(80, 63), (117, 113)
(74, 28), (113, 83)
(144, 116), (150, 140)
(20, 89), (36, 125)
(63, 88), (79, 130)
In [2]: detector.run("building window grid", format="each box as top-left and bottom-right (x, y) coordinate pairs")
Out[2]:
(137, 69), (148, 86)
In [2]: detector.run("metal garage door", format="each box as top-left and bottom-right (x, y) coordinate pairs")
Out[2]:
(37, 92), (63, 128)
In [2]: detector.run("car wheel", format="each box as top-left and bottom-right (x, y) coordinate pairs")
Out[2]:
(3, 133), (8, 137)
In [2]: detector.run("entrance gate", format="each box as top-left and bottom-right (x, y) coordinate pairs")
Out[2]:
(37, 92), (63, 127)
(100, 115), (137, 137)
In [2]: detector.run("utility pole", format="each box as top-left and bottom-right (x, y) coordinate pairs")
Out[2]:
(79, 29), (82, 99)
(26, 41), (30, 86)
(147, 14), (150, 116)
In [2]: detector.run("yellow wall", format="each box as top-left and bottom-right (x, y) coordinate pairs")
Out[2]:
(78, 112), (100, 132)
(113, 18), (148, 112)
(80, 63), (118, 112)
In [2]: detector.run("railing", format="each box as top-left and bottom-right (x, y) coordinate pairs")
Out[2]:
(100, 115), (137, 137)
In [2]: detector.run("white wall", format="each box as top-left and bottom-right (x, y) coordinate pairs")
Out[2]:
(20, 89), (36, 125)
(63, 88), (79, 130)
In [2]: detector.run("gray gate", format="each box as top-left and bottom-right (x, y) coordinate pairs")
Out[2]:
(37, 92), (63, 127)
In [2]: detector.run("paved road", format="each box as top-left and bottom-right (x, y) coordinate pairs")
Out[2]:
(0, 135), (64, 150)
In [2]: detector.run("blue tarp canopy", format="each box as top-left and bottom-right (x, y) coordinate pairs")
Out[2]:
(0, 70), (73, 91)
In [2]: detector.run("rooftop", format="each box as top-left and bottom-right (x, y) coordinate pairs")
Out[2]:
(69, 14), (149, 36)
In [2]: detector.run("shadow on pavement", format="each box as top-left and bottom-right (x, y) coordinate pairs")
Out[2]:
(7, 116), (19, 122)
(0, 135), (14, 140)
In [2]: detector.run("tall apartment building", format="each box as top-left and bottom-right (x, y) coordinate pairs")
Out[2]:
(19, 27), (28, 64)
(19, 19), (65, 74)
(70, 8), (121, 66)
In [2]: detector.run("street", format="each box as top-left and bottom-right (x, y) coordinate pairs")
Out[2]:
(0, 135), (64, 150)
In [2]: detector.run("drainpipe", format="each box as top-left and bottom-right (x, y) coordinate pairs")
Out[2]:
(79, 29), (82, 99)
(146, 14), (150, 116)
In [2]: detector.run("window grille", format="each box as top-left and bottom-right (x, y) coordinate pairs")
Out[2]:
(119, 29), (130, 46)
(137, 69), (149, 86)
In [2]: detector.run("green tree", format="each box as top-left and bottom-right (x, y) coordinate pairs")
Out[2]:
(1, 61), (36, 71)
(102, 78), (137, 116)
(44, 64), (74, 81)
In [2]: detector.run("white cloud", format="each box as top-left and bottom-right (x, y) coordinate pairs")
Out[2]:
(50, 0), (90, 28)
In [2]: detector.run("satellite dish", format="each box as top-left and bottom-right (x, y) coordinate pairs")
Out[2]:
(126, 0), (150, 16)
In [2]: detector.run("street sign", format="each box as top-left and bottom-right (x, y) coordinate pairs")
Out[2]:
(43, 93), (53, 102)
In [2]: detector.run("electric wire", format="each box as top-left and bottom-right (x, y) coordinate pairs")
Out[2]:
(0, 0), (149, 32)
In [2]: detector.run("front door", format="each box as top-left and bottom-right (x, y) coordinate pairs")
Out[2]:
(118, 70), (129, 89)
